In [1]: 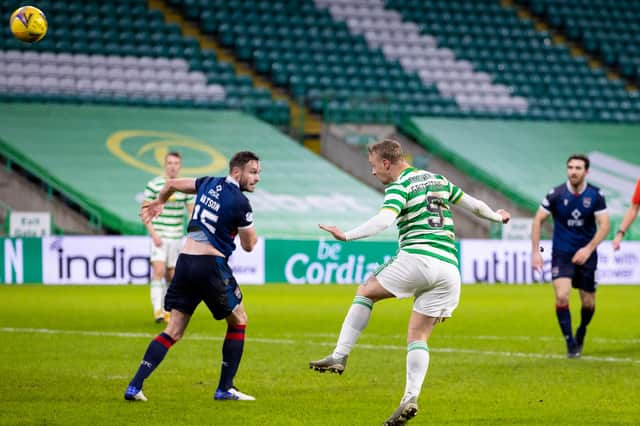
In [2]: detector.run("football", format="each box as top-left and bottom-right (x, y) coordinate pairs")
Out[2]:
(10, 5), (48, 43)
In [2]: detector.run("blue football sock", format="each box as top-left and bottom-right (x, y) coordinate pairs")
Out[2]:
(217, 324), (246, 391)
(129, 332), (175, 389)
(555, 305), (576, 347)
(576, 306), (595, 344)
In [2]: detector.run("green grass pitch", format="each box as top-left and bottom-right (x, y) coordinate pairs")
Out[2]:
(1, 284), (639, 425)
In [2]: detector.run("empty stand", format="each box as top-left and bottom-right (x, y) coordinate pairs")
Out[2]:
(520, 0), (640, 83)
(2, 0), (638, 124)
(0, 0), (290, 125)
(172, 0), (460, 123)
(167, 0), (639, 123)
(316, 0), (528, 113)
(0, 50), (225, 105)
(386, 0), (640, 122)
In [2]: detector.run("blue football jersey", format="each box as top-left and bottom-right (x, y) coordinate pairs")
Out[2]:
(188, 176), (253, 257)
(541, 182), (607, 255)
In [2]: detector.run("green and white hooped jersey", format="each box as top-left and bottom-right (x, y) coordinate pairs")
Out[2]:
(382, 167), (463, 266)
(143, 176), (194, 239)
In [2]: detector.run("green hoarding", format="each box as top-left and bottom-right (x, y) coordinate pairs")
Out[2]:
(265, 239), (462, 284)
(265, 239), (399, 284)
(0, 238), (42, 284)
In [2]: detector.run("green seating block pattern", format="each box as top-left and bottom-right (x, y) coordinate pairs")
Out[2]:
(171, 0), (458, 123)
(388, 0), (640, 123)
(0, 0), (290, 126)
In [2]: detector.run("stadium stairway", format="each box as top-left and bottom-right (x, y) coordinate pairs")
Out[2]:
(148, 0), (324, 151)
(0, 161), (103, 235)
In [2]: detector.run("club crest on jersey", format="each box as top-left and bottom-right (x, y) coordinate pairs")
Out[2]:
(582, 197), (591, 208)
(208, 185), (222, 199)
(563, 199), (568, 206)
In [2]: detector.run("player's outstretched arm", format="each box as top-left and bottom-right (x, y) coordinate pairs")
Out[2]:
(320, 209), (397, 242)
(141, 202), (163, 245)
(455, 193), (511, 224)
(319, 224), (346, 241)
(141, 178), (196, 224)
(141, 200), (164, 224)
(159, 178), (197, 201)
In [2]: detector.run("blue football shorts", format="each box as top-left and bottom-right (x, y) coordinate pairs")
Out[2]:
(551, 250), (598, 293)
(165, 254), (243, 320)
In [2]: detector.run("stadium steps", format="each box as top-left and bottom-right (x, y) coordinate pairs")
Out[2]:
(148, 0), (323, 151)
(505, 0), (638, 92)
(0, 162), (104, 235)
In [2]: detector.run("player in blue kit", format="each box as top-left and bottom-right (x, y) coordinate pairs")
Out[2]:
(531, 154), (610, 358)
(124, 151), (261, 402)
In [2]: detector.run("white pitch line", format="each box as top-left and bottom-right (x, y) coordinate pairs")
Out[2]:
(1, 327), (639, 365)
(298, 332), (640, 344)
(436, 335), (640, 344)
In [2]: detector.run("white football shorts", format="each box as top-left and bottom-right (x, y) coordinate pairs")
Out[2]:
(150, 237), (183, 268)
(374, 250), (461, 318)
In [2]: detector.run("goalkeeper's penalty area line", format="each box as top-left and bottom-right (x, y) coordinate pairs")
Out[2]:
(2, 327), (639, 365)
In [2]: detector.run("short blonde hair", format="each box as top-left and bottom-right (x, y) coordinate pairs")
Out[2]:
(368, 139), (404, 163)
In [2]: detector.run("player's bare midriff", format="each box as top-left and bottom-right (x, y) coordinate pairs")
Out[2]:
(182, 237), (225, 257)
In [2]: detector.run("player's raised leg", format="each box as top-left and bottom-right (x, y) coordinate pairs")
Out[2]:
(309, 276), (392, 374)
(124, 310), (190, 401)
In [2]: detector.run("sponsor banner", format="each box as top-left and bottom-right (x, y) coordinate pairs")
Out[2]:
(228, 237), (265, 285)
(460, 239), (640, 285)
(0, 238), (43, 284)
(593, 243), (640, 284)
(42, 236), (151, 285)
(265, 238), (398, 284)
(39, 236), (265, 285)
(5, 236), (637, 285)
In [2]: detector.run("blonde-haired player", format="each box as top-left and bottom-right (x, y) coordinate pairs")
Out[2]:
(310, 139), (511, 425)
